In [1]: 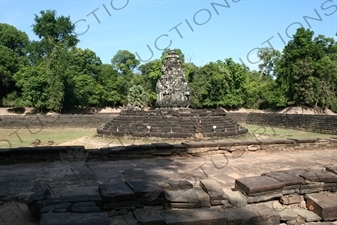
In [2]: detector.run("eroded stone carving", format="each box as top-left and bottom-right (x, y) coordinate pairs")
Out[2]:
(156, 50), (190, 107)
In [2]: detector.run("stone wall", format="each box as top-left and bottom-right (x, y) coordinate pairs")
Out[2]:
(1, 138), (337, 164)
(227, 112), (337, 135)
(1, 112), (337, 135)
(0, 114), (119, 129)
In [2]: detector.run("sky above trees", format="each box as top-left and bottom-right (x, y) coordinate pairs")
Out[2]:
(1, 0), (336, 70)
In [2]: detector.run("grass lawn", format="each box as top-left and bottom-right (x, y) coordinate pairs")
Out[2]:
(242, 124), (332, 139)
(0, 128), (97, 148)
(0, 124), (334, 149)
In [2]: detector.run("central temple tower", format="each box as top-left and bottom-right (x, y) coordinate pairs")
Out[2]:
(156, 50), (190, 107)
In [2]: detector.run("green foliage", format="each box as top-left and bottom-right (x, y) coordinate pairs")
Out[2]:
(0, 23), (29, 57)
(257, 47), (281, 78)
(32, 10), (78, 54)
(276, 28), (337, 111)
(190, 58), (248, 108)
(111, 50), (140, 75)
(73, 74), (104, 107)
(0, 23), (29, 105)
(127, 85), (148, 107)
(2, 15), (337, 113)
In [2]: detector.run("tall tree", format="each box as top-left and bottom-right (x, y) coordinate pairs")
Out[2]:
(190, 58), (248, 108)
(111, 50), (140, 105)
(0, 23), (29, 106)
(276, 28), (337, 110)
(111, 50), (140, 75)
(15, 10), (79, 111)
(257, 47), (281, 78)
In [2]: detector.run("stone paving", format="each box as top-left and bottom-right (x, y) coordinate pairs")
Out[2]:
(0, 148), (337, 224)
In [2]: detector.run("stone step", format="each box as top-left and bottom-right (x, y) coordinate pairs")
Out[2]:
(235, 176), (285, 196)
(306, 192), (337, 221)
(159, 208), (226, 225)
(220, 204), (280, 225)
(39, 212), (110, 225)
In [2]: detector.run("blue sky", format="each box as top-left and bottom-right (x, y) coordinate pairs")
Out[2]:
(1, 0), (337, 70)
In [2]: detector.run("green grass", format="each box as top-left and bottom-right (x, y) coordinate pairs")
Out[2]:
(0, 128), (96, 148)
(242, 124), (333, 139)
(0, 125), (334, 149)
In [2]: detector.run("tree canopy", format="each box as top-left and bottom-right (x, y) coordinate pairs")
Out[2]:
(1, 12), (337, 112)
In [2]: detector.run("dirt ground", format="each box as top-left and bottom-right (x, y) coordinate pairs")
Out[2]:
(0, 106), (336, 115)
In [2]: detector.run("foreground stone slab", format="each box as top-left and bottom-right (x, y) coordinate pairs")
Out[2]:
(300, 170), (337, 183)
(280, 194), (302, 205)
(165, 189), (201, 208)
(39, 212), (109, 225)
(126, 179), (164, 205)
(133, 208), (165, 225)
(220, 204), (280, 225)
(99, 182), (135, 203)
(306, 192), (337, 221)
(109, 214), (137, 225)
(264, 171), (305, 186)
(235, 176), (284, 196)
(71, 202), (100, 213)
(224, 191), (247, 207)
(158, 179), (193, 191)
(199, 179), (225, 205)
(292, 208), (322, 222)
(194, 187), (211, 207)
(160, 208), (226, 225)
(43, 186), (103, 209)
(326, 165), (337, 175)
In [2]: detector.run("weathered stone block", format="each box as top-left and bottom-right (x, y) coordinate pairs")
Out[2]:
(109, 214), (137, 225)
(220, 204), (280, 225)
(264, 171), (305, 186)
(280, 194), (302, 205)
(247, 192), (283, 204)
(199, 179), (225, 204)
(164, 189), (201, 208)
(235, 176), (284, 196)
(306, 192), (337, 221)
(40, 203), (71, 214)
(71, 202), (100, 213)
(160, 208), (226, 225)
(224, 191), (247, 207)
(326, 165), (337, 175)
(194, 187), (211, 207)
(99, 182), (135, 203)
(292, 208), (322, 222)
(159, 179), (193, 191)
(300, 170), (337, 183)
(133, 208), (165, 225)
(126, 179), (164, 204)
(39, 212), (110, 225)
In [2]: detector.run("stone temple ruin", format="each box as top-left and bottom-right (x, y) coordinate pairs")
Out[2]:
(156, 50), (190, 107)
(97, 50), (248, 138)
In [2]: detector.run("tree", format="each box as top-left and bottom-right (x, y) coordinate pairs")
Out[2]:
(111, 50), (140, 75)
(127, 85), (148, 107)
(31, 10), (78, 57)
(0, 23), (29, 57)
(98, 64), (120, 107)
(73, 74), (104, 107)
(17, 10), (80, 111)
(276, 28), (337, 110)
(257, 47), (281, 78)
(190, 58), (248, 108)
(0, 23), (29, 106)
(139, 59), (162, 105)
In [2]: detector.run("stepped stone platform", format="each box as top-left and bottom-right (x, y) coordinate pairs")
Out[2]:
(1, 145), (337, 224)
(97, 108), (248, 139)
